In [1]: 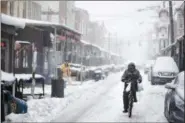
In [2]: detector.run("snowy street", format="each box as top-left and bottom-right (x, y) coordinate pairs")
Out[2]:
(6, 69), (168, 122)
(53, 69), (167, 122)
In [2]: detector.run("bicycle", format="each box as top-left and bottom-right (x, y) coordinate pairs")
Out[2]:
(125, 80), (134, 118)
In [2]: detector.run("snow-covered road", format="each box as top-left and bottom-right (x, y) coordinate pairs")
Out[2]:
(6, 70), (168, 122)
(53, 70), (167, 122)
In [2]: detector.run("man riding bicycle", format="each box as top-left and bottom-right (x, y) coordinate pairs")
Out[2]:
(121, 62), (142, 113)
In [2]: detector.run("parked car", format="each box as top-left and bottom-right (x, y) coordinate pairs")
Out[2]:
(69, 63), (87, 81)
(144, 60), (154, 74)
(69, 63), (81, 77)
(164, 71), (184, 123)
(93, 68), (105, 81)
(149, 56), (179, 85)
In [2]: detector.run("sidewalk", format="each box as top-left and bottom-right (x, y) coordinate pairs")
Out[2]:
(5, 73), (120, 122)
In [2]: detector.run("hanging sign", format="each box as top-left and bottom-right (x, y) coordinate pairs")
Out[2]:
(57, 35), (66, 41)
(0, 42), (7, 48)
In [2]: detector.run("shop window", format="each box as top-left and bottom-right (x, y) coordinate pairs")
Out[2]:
(22, 49), (28, 68)
(15, 43), (29, 68)
(15, 51), (20, 68)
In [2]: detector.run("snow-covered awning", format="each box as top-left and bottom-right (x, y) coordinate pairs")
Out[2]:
(1, 14), (81, 35)
(1, 14), (26, 29)
(176, 35), (184, 41)
(80, 39), (120, 57)
(80, 40), (91, 45)
(15, 40), (31, 44)
(1, 70), (16, 85)
(160, 35), (184, 53)
(19, 16), (81, 35)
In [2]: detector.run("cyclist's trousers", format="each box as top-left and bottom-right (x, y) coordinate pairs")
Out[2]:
(123, 90), (136, 110)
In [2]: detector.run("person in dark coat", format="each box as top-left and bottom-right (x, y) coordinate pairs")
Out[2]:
(121, 62), (142, 113)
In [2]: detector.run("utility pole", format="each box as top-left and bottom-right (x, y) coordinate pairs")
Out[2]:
(169, 1), (175, 56)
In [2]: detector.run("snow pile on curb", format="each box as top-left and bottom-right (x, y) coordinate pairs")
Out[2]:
(6, 97), (76, 122)
(1, 70), (15, 83)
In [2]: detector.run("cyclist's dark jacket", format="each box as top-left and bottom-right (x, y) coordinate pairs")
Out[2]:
(121, 69), (142, 92)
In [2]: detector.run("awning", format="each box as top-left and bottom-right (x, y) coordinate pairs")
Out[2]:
(1, 14), (26, 29)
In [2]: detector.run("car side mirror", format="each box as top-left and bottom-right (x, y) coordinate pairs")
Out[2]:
(165, 83), (176, 90)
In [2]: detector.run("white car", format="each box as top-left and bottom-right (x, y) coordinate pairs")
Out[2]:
(149, 56), (179, 85)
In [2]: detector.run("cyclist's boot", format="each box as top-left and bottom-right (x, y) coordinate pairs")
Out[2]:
(123, 109), (128, 113)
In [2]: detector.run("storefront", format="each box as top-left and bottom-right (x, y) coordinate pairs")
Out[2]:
(1, 24), (17, 73)
(1, 14), (26, 73)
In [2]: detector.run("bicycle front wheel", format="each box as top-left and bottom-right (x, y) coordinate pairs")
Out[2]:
(128, 92), (134, 118)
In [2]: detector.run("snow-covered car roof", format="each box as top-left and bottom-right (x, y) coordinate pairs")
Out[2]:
(153, 56), (179, 73)
(69, 63), (82, 68)
(94, 70), (103, 73)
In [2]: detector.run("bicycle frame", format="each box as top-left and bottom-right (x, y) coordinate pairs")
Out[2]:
(125, 81), (134, 118)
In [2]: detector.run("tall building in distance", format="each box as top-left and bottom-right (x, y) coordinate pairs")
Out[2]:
(24, 1), (42, 20)
(35, 1), (59, 22)
(74, 7), (90, 40)
(1, 1), (25, 18)
(59, 1), (75, 28)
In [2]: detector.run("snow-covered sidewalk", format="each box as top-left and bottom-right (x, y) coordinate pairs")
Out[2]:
(5, 73), (121, 122)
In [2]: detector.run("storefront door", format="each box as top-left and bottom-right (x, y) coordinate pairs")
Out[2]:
(1, 39), (9, 72)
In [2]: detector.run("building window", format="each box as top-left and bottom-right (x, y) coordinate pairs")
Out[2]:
(15, 51), (20, 68)
(9, 1), (14, 16)
(15, 43), (29, 68)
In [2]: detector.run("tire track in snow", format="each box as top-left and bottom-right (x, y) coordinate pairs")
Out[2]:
(52, 72), (123, 122)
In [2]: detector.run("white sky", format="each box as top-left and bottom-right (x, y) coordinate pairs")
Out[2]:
(75, 1), (163, 62)
(75, 1), (161, 40)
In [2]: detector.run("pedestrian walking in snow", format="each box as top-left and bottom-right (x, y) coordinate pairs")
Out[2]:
(60, 61), (72, 85)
